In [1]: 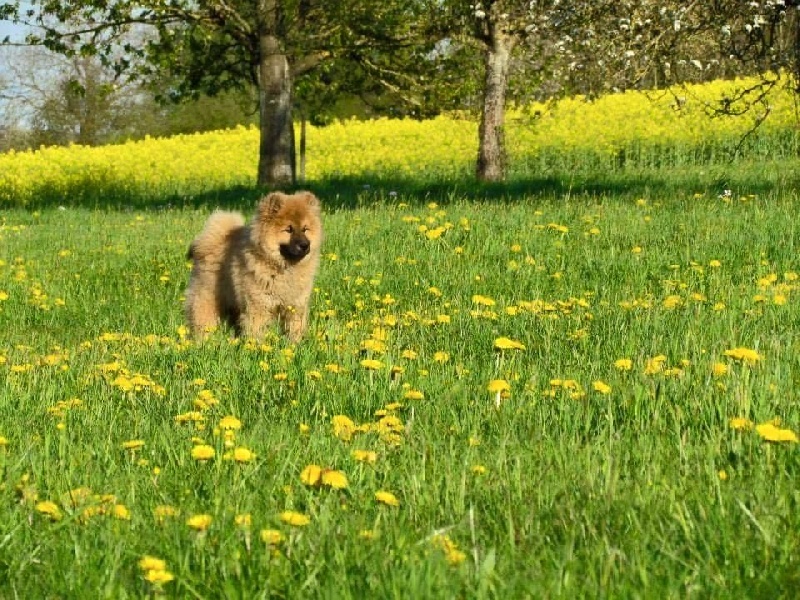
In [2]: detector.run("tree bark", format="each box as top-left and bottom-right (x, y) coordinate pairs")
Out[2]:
(256, 21), (295, 186)
(477, 27), (516, 182)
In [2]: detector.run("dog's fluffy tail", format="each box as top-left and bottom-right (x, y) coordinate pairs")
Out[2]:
(187, 211), (246, 262)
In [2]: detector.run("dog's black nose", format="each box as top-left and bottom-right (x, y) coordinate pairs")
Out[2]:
(281, 236), (311, 260)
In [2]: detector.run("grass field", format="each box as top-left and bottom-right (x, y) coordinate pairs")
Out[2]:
(2, 78), (800, 598)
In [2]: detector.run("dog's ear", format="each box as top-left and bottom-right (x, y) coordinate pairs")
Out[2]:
(252, 193), (283, 247)
(298, 191), (320, 211)
(259, 192), (285, 216)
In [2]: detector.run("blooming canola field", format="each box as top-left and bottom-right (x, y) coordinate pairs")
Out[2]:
(0, 76), (800, 597)
(1, 75), (798, 207)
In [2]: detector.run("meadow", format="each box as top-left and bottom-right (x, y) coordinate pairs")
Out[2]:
(1, 76), (800, 598)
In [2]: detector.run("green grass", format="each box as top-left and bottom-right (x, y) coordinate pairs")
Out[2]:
(1, 176), (799, 598)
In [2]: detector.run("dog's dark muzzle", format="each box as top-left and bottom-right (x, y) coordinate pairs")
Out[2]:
(280, 234), (311, 260)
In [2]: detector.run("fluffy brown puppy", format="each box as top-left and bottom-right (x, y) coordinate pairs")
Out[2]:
(184, 191), (323, 342)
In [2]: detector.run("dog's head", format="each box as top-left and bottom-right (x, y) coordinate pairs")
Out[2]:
(253, 191), (323, 264)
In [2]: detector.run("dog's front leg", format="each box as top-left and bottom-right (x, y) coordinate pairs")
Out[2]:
(239, 304), (272, 339)
(283, 304), (308, 343)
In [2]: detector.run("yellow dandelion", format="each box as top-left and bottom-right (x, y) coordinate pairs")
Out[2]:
(35, 500), (62, 521)
(360, 359), (384, 370)
(643, 355), (667, 375)
(225, 447), (256, 463)
(471, 295), (496, 306)
(321, 469), (349, 490)
(122, 439), (145, 450)
(234, 513), (252, 528)
(375, 490), (400, 507)
(445, 547), (467, 565)
(756, 422), (799, 443)
(712, 362), (728, 377)
(196, 389), (218, 406)
(219, 415), (242, 430)
(332, 415), (357, 441)
(175, 411), (205, 424)
(138, 556), (166, 572)
(493, 337), (525, 351)
(279, 511), (311, 526)
(487, 379), (510, 393)
(723, 347), (762, 364)
(425, 226), (446, 240)
(614, 358), (633, 371)
(154, 505), (180, 523)
(729, 417), (753, 431)
(260, 528), (284, 545)
(403, 389), (424, 401)
(186, 514), (213, 531)
(592, 380), (612, 395)
(351, 449), (378, 463)
(191, 444), (215, 461)
(144, 569), (175, 585)
(113, 504), (131, 520)
(432, 534), (468, 565)
(433, 351), (450, 363)
(300, 464), (323, 487)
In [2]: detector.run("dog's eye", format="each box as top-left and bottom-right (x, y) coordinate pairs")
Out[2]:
(284, 226), (294, 234)
(302, 226), (310, 233)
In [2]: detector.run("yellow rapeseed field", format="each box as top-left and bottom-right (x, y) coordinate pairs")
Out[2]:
(0, 75), (797, 206)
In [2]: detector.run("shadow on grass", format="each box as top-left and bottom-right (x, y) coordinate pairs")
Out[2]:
(18, 161), (799, 212)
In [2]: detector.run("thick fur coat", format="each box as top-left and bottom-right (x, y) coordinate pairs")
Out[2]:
(184, 191), (323, 342)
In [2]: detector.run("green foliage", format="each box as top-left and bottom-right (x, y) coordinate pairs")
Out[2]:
(3, 1), (445, 114)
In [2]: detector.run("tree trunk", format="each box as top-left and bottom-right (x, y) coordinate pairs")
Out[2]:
(257, 30), (295, 187)
(477, 28), (516, 182)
